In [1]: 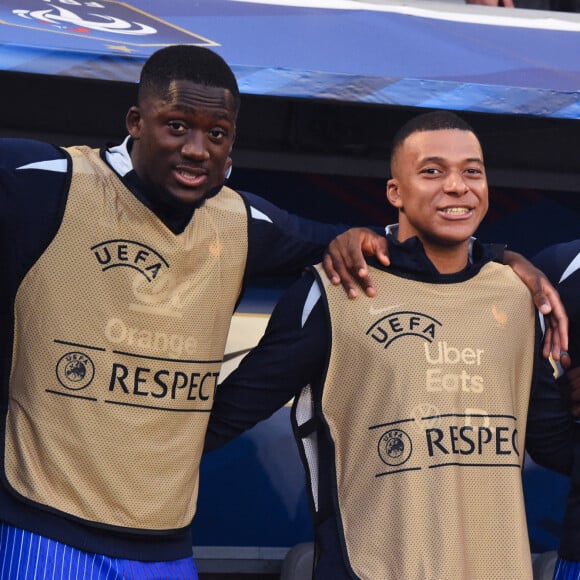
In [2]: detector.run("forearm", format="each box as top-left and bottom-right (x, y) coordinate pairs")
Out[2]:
(525, 352), (575, 475)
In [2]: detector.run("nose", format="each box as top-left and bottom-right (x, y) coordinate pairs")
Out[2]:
(443, 172), (469, 196)
(181, 131), (209, 160)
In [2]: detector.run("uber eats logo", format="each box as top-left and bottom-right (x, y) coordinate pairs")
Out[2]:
(367, 311), (485, 394)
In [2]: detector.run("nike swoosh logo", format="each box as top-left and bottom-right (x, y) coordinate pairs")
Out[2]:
(369, 305), (402, 316)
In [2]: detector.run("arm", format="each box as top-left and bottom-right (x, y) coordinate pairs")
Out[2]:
(322, 227), (391, 298)
(0, 139), (68, 230)
(0, 139), (71, 389)
(526, 329), (575, 475)
(241, 191), (387, 294)
(244, 188), (566, 328)
(505, 250), (568, 360)
(205, 271), (327, 451)
(0, 138), (69, 281)
(563, 366), (580, 417)
(321, 232), (567, 361)
(242, 190), (349, 279)
(321, 229), (568, 347)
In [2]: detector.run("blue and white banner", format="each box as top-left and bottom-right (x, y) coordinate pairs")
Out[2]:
(1, 0), (580, 118)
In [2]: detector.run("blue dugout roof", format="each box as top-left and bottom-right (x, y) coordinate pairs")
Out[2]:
(1, 0), (580, 119)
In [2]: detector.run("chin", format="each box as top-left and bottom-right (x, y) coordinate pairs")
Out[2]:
(180, 195), (206, 206)
(430, 232), (474, 247)
(443, 236), (475, 247)
(169, 190), (207, 207)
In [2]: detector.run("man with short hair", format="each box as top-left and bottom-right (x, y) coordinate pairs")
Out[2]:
(0, 44), (376, 579)
(206, 110), (569, 579)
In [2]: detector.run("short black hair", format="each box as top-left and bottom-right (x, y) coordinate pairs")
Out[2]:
(390, 110), (478, 173)
(138, 45), (241, 114)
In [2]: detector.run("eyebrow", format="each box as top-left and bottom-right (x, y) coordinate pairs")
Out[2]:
(170, 103), (218, 115)
(420, 156), (484, 164)
(168, 104), (235, 122)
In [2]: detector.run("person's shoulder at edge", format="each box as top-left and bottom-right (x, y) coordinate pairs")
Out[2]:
(534, 239), (580, 261)
(0, 138), (66, 168)
(532, 239), (580, 277)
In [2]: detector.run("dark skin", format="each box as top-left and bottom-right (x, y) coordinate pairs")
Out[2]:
(127, 80), (237, 209)
(386, 127), (488, 272)
(125, 80), (568, 360)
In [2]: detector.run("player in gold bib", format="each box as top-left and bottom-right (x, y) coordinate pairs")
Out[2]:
(207, 111), (572, 579)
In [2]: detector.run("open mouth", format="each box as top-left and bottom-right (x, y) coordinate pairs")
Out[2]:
(174, 167), (207, 187)
(440, 207), (472, 216)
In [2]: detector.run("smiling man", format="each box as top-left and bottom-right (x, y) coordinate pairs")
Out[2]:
(205, 110), (568, 579)
(385, 115), (488, 271)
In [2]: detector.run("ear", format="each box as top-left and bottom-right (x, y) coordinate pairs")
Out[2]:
(126, 106), (142, 138)
(386, 178), (403, 209)
(224, 157), (233, 180)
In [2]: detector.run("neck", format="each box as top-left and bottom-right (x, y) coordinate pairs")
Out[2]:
(396, 233), (471, 274)
(422, 243), (470, 273)
(395, 218), (474, 274)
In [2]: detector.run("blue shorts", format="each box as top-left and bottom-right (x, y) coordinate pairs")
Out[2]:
(554, 557), (580, 580)
(0, 522), (198, 579)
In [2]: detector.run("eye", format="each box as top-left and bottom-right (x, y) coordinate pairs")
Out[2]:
(421, 167), (441, 175)
(209, 128), (227, 141)
(168, 121), (186, 133)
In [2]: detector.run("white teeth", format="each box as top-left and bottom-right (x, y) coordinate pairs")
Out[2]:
(443, 207), (469, 214)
